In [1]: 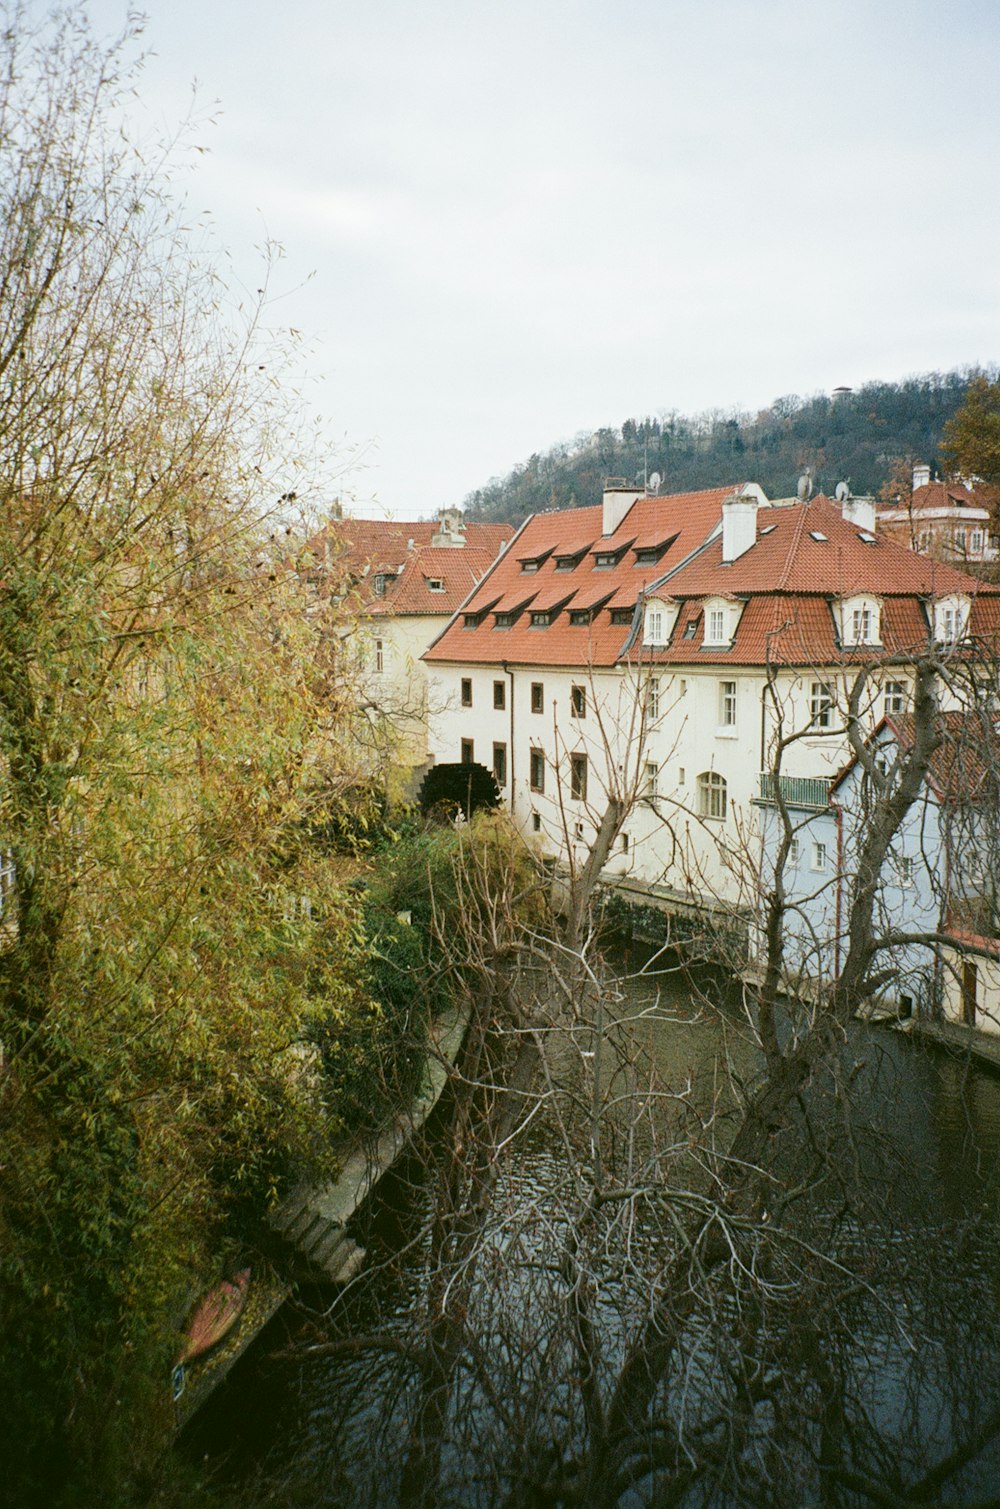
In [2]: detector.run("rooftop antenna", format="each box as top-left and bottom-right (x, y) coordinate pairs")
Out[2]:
(797, 468), (814, 501)
(834, 480), (851, 502)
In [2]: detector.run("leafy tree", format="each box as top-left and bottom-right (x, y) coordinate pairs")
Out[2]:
(942, 372), (1000, 493)
(0, 9), (384, 1500)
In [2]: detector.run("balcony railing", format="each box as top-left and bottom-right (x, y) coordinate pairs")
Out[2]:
(758, 773), (834, 810)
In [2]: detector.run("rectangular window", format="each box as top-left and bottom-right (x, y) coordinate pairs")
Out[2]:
(619, 832), (629, 852)
(531, 812), (541, 832)
(972, 530), (984, 553)
(811, 841), (828, 872)
(571, 684), (586, 718)
(643, 761), (659, 799)
(810, 682), (833, 729)
(493, 742), (507, 786)
(851, 606), (872, 644)
(719, 680), (737, 727)
(375, 638), (384, 673)
(571, 753), (588, 802)
(884, 679), (908, 715)
(707, 607), (727, 644)
(461, 738), (474, 764)
(574, 820), (586, 839)
(955, 528), (967, 551)
(678, 767), (685, 785)
(493, 680), (506, 710)
(646, 608), (664, 643)
(898, 855), (915, 888)
(530, 611), (551, 628)
(530, 681), (544, 714)
(529, 748), (545, 793)
(789, 839), (800, 865)
(427, 577), (444, 592)
(461, 677), (473, 707)
(647, 679), (660, 720)
(610, 607), (633, 625)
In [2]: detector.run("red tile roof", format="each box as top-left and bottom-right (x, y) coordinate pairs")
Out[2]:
(425, 488), (1000, 670)
(879, 481), (988, 517)
(303, 517), (512, 614)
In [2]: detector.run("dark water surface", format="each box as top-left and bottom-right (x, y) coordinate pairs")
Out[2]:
(181, 961), (1000, 1505)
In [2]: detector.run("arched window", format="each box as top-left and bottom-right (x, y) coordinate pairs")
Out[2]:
(698, 770), (727, 820)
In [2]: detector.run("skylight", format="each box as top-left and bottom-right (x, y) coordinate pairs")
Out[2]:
(759, 524), (776, 535)
(809, 530), (828, 543)
(857, 532), (877, 545)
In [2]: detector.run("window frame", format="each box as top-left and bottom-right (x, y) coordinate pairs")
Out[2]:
(530, 681), (544, 714)
(492, 742), (507, 787)
(493, 680), (506, 711)
(570, 753), (588, 802)
(460, 677), (473, 708)
(697, 770), (727, 820)
(529, 747), (545, 793)
(719, 679), (737, 728)
(571, 684), (587, 719)
(461, 738), (474, 764)
(810, 681), (834, 730)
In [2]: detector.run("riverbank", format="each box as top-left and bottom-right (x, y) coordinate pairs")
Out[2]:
(174, 1001), (469, 1429)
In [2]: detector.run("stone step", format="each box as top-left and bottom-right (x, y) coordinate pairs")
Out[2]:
(327, 1241), (367, 1285)
(306, 1226), (351, 1272)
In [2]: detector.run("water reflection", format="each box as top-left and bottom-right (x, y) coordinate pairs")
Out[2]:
(183, 955), (1000, 1506)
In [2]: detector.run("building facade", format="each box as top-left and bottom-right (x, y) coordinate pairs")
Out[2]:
(424, 481), (1000, 929)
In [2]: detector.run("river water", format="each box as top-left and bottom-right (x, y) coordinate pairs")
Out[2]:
(182, 956), (1000, 1506)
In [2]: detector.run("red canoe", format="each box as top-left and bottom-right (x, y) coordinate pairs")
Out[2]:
(175, 1268), (251, 1366)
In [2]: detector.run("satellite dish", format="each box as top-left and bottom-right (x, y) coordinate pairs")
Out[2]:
(796, 469), (814, 501)
(648, 471), (662, 494)
(835, 481), (850, 502)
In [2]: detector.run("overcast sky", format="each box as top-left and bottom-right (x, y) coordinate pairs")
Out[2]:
(82, 0), (1000, 518)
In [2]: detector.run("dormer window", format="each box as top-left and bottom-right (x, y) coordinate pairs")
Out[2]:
(426, 577), (445, 592)
(643, 597), (678, 646)
(592, 539), (633, 570)
(373, 571), (396, 597)
(530, 610), (551, 628)
(610, 606), (634, 625)
(522, 561), (539, 574)
(554, 543), (593, 572)
(838, 595), (881, 647)
(702, 598), (739, 648)
(569, 608), (592, 626)
(935, 595), (970, 644)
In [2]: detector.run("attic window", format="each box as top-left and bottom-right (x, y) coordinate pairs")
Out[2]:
(494, 612), (515, 629)
(683, 617), (699, 639)
(463, 611), (483, 628)
(857, 532), (877, 545)
(530, 611), (551, 628)
(633, 536), (675, 566)
(569, 608), (592, 625)
(809, 531), (828, 543)
(555, 547), (590, 571)
(426, 577), (445, 592)
(521, 561), (540, 574)
(594, 550), (623, 569)
(373, 572), (395, 596)
(610, 606), (633, 625)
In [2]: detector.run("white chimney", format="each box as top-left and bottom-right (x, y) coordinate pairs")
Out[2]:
(841, 494), (877, 532)
(721, 491), (758, 563)
(602, 478), (643, 536)
(912, 463), (931, 491)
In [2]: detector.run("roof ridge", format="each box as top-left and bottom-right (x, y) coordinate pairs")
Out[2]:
(776, 502), (813, 591)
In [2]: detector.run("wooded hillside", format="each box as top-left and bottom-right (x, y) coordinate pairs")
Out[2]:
(464, 369), (996, 523)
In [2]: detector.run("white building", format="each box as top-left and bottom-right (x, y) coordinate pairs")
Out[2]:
(877, 465), (998, 565)
(424, 481), (1000, 920)
(304, 509), (511, 792)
